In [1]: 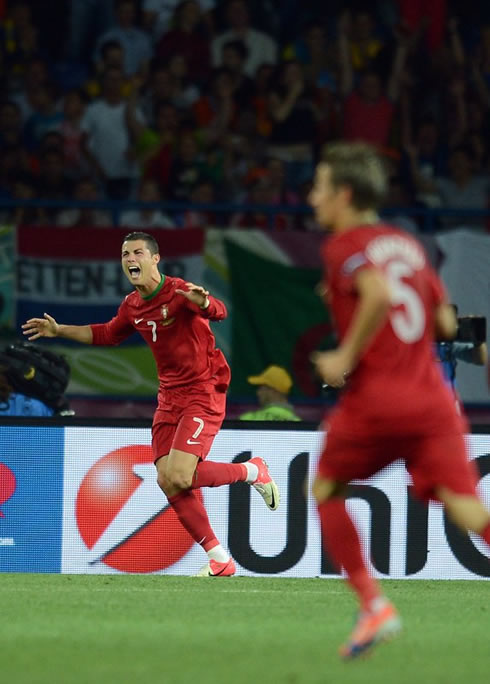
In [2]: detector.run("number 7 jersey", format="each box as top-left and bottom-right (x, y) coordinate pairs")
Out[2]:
(90, 275), (231, 401)
(322, 224), (463, 435)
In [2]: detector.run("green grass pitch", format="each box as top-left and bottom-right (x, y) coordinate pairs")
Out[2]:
(0, 574), (488, 684)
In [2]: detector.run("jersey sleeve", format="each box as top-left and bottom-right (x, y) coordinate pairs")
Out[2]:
(184, 295), (227, 321)
(326, 235), (380, 294)
(90, 300), (134, 346)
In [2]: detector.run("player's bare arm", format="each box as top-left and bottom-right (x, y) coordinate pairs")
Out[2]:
(22, 313), (93, 344)
(312, 268), (391, 386)
(176, 282), (210, 309)
(435, 303), (458, 340)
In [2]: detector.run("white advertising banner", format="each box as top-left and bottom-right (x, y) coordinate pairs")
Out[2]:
(61, 428), (490, 579)
(436, 229), (490, 403)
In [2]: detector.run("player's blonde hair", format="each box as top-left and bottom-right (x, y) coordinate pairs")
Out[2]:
(320, 142), (387, 210)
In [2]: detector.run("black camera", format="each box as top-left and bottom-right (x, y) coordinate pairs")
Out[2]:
(456, 316), (486, 345)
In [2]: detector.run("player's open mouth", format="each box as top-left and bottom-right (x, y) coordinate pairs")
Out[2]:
(128, 266), (141, 279)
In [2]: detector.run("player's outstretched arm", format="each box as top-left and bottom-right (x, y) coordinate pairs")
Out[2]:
(176, 282), (210, 308)
(22, 313), (93, 344)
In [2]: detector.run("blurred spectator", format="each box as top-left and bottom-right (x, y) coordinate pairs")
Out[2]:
(399, 0), (447, 53)
(0, 101), (23, 147)
(155, 0), (211, 85)
(230, 177), (288, 230)
(167, 133), (202, 200)
(57, 177), (111, 227)
(68, 0), (114, 62)
(94, 0), (152, 78)
(87, 40), (134, 99)
(120, 178), (175, 227)
(81, 66), (144, 199)
(285, 23), (338, 91)
(23, 83), (63, 151)
(11, 58), (50, 122)
(406, 144), (490, 230)
(221, 39), (254, 108)
(1, 1), (41, 89)
(165, 53), (200, 109)
(251, 62), (274, 136)
(193, 68), (237, 143)
(35, 149), (73, 213)
(2, 176), (43, 225)
(348, 9), (384, 72)
(180, 178), (216, 227)
(212, 0), (278, 77)
(400, 117), (448, 207)
(143, 0), (216, 42)
(339, 15), (409, 147)
(127, 98), (179, 190)
(59, 89), (89, 179)
(239, 365), (301, 421)
(267, 60), (318, 187)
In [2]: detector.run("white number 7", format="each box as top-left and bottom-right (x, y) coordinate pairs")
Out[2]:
(147, 320), (157, 342)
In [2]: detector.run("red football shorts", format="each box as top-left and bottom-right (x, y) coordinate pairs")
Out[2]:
(152, 388), (226, 462)
(317, 428), (478, 502)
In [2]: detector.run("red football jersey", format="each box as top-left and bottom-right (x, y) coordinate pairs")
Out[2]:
(322, 224), (462, 435)
(90, 275), (230, 405)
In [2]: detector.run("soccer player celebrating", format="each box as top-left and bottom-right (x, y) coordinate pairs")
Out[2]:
(22, 231), (279, 577)
(308, 143), (490, 659)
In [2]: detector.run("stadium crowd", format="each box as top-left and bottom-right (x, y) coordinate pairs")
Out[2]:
(0, 0), (490, 231)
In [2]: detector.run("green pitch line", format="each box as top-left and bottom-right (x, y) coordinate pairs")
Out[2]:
(0, 575), (488, 684)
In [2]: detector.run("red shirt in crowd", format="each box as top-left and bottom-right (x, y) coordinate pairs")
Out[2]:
(343, 92), (394, 147)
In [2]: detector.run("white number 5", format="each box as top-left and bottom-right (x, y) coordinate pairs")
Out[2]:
(386, 260), (425, 343)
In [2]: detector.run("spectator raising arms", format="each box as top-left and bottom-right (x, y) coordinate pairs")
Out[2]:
(94, 0), (152, 79)
(212, 0), (277, 77)
(339, 13), (410, 148)
(81, 66), (144, 199)
(155, 1), (211, 86)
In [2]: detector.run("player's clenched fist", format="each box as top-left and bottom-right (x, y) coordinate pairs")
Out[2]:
(21, 313), (59, 340)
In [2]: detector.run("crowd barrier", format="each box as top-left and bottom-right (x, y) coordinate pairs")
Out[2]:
(1, 197), (490, 232)
(1, 420), (489, 579)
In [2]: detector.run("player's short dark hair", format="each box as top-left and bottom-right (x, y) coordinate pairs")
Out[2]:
(320, 142), (387, 210)
(123, 231), (160, 255)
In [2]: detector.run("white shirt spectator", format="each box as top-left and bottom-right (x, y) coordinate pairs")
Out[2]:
(143, 0), (215, 40)
(95, 26), (152, 76)
(120, 209), (175, 227)
(212, 28), (277, 77)
(81, 100), (144, 179)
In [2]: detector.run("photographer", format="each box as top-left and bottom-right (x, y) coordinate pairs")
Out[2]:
(437, 310), (487, 390)
(0, 342), (73, 417)
(0, 366), (54, 416)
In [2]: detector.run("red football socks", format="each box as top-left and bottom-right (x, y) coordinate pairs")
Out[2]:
(318, 497), (381, 611)
(167, 490), (219, 551)
(191, 461), (247, 488)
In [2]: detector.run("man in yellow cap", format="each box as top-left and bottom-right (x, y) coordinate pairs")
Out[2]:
(239, 365), (301, 421)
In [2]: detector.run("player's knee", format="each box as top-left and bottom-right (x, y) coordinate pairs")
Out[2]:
(160, 469), (193, 492)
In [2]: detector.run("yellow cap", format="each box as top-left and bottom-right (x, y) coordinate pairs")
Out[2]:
(247, 365), (293, 395)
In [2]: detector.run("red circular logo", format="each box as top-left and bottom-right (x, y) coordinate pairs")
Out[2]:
(0, 464), (16, 518)
(75, 445), (199, 573)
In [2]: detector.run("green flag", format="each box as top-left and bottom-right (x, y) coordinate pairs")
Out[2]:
(225, 240), (337, 398)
